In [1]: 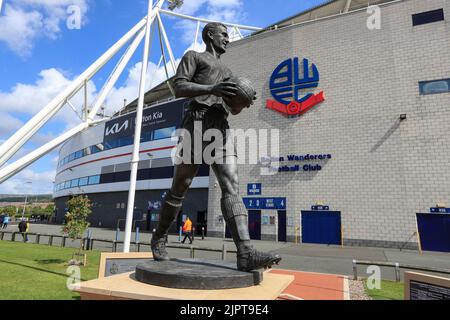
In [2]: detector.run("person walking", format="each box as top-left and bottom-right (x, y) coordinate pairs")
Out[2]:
(18, 219), (29, 242)
(2, 215), (9, 229)
(181, 217), (193, 244)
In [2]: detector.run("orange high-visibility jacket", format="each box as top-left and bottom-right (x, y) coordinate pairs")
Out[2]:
(182, 219), (192, 232)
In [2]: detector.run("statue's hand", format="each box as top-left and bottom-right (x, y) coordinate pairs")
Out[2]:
(210, 81), (237, 98)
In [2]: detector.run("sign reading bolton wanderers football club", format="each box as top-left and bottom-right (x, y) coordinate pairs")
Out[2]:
(267, 57), (325, 117)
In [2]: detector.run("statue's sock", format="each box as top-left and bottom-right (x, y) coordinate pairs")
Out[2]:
(220, 195), (251, 253)
(154, 191), (184, 239)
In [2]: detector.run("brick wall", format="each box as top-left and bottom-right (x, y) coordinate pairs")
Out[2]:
(207, 0), (450, 248)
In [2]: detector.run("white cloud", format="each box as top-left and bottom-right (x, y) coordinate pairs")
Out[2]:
(168, 0), (247, 46)
(0, 168), (55, 195)
(0, 0), (89, 57)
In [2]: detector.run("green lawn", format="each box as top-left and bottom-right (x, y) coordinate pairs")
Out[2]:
(364, 280), (404, 300)
(0, 241), (101, 300)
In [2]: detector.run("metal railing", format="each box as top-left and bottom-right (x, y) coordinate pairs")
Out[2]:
(0, 230), (235, 260)
(352, 260), (450, 282)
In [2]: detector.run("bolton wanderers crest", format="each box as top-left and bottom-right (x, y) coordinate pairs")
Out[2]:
(267, 57), (325, 117)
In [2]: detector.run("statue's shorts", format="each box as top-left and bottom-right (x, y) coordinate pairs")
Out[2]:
(174, 103), (237, 165)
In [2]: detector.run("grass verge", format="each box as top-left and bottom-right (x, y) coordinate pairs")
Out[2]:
(364, 279), (404, 300)
(0, 241), (100, 300)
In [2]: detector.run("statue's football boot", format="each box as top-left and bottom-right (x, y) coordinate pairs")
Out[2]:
(237, 248), (282, 272)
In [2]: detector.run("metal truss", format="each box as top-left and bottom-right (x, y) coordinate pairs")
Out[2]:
(0, 0), (261, 252)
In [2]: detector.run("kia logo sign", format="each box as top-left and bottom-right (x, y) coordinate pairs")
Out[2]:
(267, 57), (325, 117)
(105, 120), (130, 137)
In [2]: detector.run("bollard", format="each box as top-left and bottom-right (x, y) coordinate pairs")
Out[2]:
(395, 263), (401, 282)
(222, 243), (227, 261)
(190, 246), (195, 259)
(36, 233), (40, 244)
(48, 235), (53, 246)
(179, 226), (182, 242)
(135, 227), (140, 243)
(202, 227), (205, 240)
(62, 236), (67, 248)
(352, 260), (358, 280)
(86, 230), (92, 250)
(11, 232), (16, 242)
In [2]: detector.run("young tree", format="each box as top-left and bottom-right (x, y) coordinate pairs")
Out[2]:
(62, 196), (92, 265)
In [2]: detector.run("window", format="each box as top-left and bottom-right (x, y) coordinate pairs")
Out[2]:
(64, 181), (71, 189)
(70, 179), (79, 188)
(419, 78), (450, 95)
(79, 177), (89, 186)
(141, 131), (153, 143)
(412, 9), (444, 26)
(154, 126), (176, 140)
(90, 145), (101, 154)
(88, 175), (100, 185)
(68, 153), (76, 162)
(74, 150), (83, 159)
(119, 136), (133, 147)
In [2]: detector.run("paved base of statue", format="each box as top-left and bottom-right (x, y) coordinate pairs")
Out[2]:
(135, 259), (263, 290)
(75, 267), (294, 300)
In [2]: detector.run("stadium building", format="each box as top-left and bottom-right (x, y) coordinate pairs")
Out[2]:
(54, 0), (450, 251)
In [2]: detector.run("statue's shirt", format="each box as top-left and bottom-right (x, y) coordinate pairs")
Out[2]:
(175, 50), (232, 114)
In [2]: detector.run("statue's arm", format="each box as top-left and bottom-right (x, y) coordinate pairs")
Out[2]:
(174, 51), (237, 99)
(174, 80), (237, 99)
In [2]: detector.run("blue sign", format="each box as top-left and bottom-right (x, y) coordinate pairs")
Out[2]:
(242, 198), (286, 210)
(312, 205), (330, 211)
(430, 208), (450, 214)
(247, 183), (262, 196)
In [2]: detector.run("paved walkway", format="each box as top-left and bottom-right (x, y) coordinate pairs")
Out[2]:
(2, 223), (449, 281)
(271, 269), (348, 300)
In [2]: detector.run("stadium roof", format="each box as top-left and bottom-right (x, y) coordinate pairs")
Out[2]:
(259, 0), (395, 32)
(118, 0), (398, 115)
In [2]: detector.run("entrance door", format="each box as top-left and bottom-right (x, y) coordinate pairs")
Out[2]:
(416, 213), (450, 253)
(225, 210), (261, 240)
(278, 211), (287, 242)
(196, 211), (207, 236)
(248, 210), (261, 240)
(301, 211), (342, 245)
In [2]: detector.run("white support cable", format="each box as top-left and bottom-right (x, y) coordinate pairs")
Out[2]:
(194, 20), (201, 51)
(0, 16), (149, 167)
(123, 0), (161, 253)
(229, 27), (236, 41)
(157, 18), (176, 96)
(156, 12), (177, 75)
(66, 99), (84, 121)
(159, 9), (263, 31)
(150, 55), (165, 88)
(88, 27), (146, 121)
(236, 27), (243, 39)
(0, 118), (106, 183)
(0, 122), (88, 183)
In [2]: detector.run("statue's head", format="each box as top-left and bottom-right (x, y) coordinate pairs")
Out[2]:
(202, 22), (229, 54)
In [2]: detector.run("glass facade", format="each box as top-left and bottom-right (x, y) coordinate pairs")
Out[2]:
(58, 126), (177, 169)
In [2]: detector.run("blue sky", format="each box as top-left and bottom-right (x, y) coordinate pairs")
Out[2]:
(0, 0), (328, 195)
